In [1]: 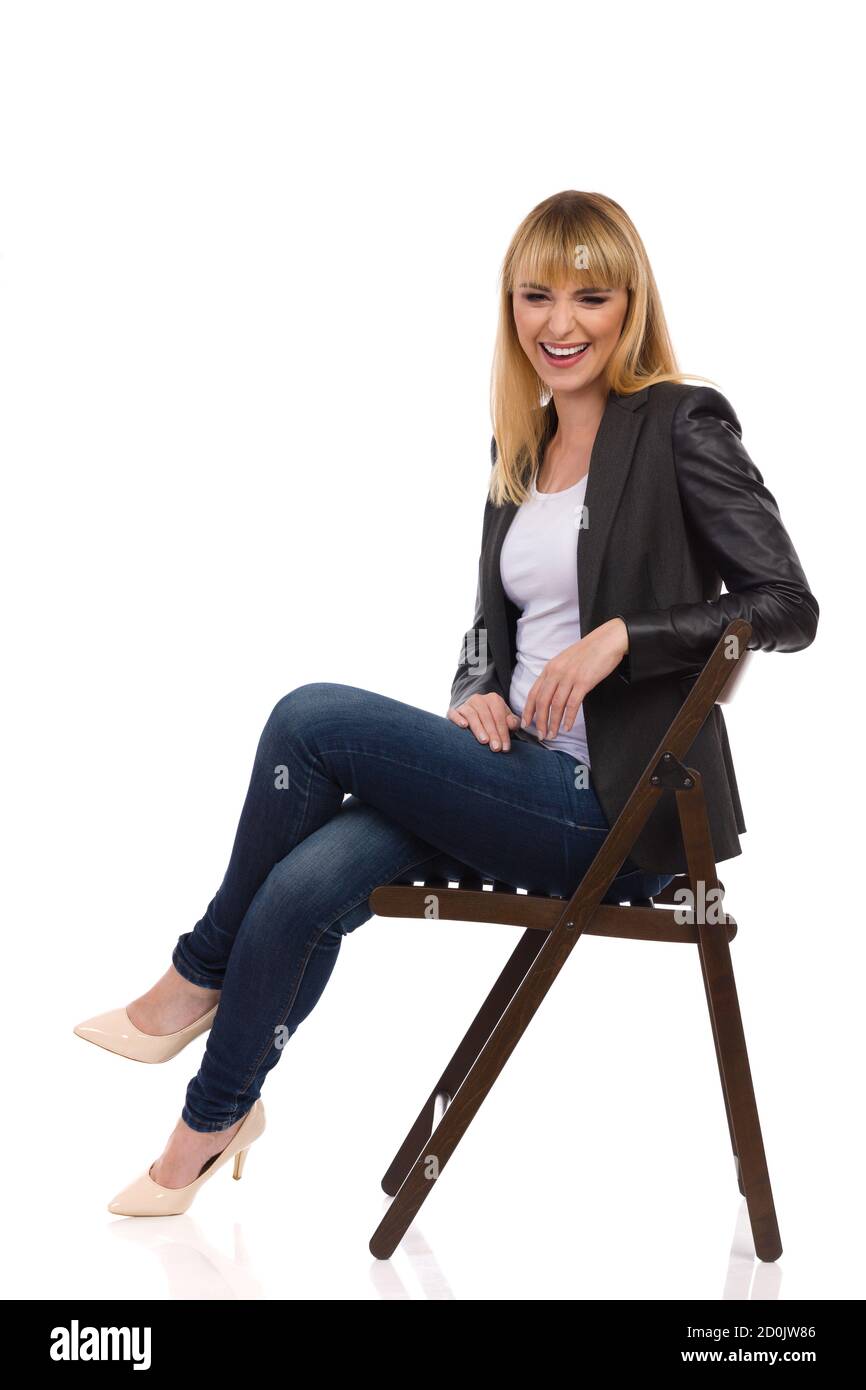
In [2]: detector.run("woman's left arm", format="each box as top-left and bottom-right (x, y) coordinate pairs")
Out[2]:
(521, 385), (820, 739)
(614, 384), (820, 684)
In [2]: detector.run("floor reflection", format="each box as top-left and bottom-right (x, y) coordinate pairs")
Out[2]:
(107, 1192), (776, 1300)
(109, 1215), (263, 1300)
(722, 1200), (783, 1301)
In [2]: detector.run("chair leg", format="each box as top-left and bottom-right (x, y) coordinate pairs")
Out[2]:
(380, 927), (547, 1197)
(369, 923), (579, 1259)
(695, 925), (747, 1197)
(698, 921), (782, 1260)
(676, 782), (783, 1262)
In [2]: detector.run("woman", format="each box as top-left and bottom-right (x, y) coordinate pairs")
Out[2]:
(75, 190), (819, 1216)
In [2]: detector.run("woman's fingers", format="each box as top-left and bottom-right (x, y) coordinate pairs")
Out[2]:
(459, 704), (486, 741)
(523, 680), (551, 736)
(521, 689), (537, 732)
(453, 696), (517, 751)
(488, 699), (522, 751)
(465, 702), (498, 748)
(537, 697), (553, 738)
(525, 679), (575, 739)
(560, 697), (582, 733)
(490, 704), (514, 752)
(523, 644), (591, 739)
(545, 684), (570, 739)
(545, 682), (582, 739)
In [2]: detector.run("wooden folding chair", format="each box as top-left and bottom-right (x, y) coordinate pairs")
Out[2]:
(367, 618), (782, 1262)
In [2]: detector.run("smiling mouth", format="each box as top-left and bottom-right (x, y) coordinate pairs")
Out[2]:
(539, 341), (591, 362)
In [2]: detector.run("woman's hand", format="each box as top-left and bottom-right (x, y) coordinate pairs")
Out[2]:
(447, 692), (521, 752)
(521, 618), (629, 740)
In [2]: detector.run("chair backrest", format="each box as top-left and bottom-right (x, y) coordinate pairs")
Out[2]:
(716, 645), (754, 705)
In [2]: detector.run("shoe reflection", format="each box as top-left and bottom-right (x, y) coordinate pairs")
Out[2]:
(108, 1194), (774, 1300)
(109, 1216), (263, 1300)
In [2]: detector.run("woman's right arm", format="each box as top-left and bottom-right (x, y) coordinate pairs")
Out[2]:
(447, 473), (520, 751)
(449, 553), (506, 708)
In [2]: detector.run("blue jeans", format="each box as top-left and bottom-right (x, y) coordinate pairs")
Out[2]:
(172, 682), (672, 1131)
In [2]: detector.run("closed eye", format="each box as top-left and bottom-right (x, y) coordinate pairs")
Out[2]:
(525, 293), (608, 305)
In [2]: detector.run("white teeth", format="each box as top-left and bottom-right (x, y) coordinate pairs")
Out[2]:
(542, 342), (589, 357)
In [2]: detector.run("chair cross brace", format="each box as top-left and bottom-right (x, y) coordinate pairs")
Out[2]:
(367, 619), (782, 1264)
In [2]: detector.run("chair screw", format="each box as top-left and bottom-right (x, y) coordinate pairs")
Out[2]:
(650, 775), (660, 785)
(684, 777), (693, 787)
(565, 920), (575, 930)
(663, 752), (672, 761)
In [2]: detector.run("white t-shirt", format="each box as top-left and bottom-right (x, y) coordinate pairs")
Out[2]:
(499, 470), (591, 768)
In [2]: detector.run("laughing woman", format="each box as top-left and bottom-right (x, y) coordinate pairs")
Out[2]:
(74, 190), (818, 1215)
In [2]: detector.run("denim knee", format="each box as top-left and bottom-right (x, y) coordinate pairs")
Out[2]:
(332, 896), (375, 937)
(264, 681), (347, 735)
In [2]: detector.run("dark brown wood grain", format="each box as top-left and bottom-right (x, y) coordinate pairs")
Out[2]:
(367, 619), (782, 1264)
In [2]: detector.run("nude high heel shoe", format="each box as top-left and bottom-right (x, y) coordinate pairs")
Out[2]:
(73, 1003), (218, 1063)
(107, 1100), (266, 1217)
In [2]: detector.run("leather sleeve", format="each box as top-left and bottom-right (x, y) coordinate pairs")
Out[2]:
(448, 435), (510, 711)
(615, 386), (819, 683)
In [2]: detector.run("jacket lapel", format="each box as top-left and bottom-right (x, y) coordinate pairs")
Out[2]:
(483, 386), (649, 699)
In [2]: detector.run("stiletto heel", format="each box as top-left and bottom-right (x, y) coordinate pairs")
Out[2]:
(107, 1101), (266, 1216)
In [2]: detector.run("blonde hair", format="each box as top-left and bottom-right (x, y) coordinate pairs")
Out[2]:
(489, 190), (717, 506)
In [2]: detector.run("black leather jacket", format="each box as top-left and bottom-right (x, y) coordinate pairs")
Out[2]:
(614, 386), (819, 683)
(448, 382), (819, 872)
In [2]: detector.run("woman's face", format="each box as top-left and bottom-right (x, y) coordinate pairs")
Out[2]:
(512, 274), (630, 394)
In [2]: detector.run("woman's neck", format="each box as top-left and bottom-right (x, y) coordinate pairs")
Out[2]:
(539, 387), (608, 491)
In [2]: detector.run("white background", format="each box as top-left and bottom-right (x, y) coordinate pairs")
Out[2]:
(1, 0), (862, 1301)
